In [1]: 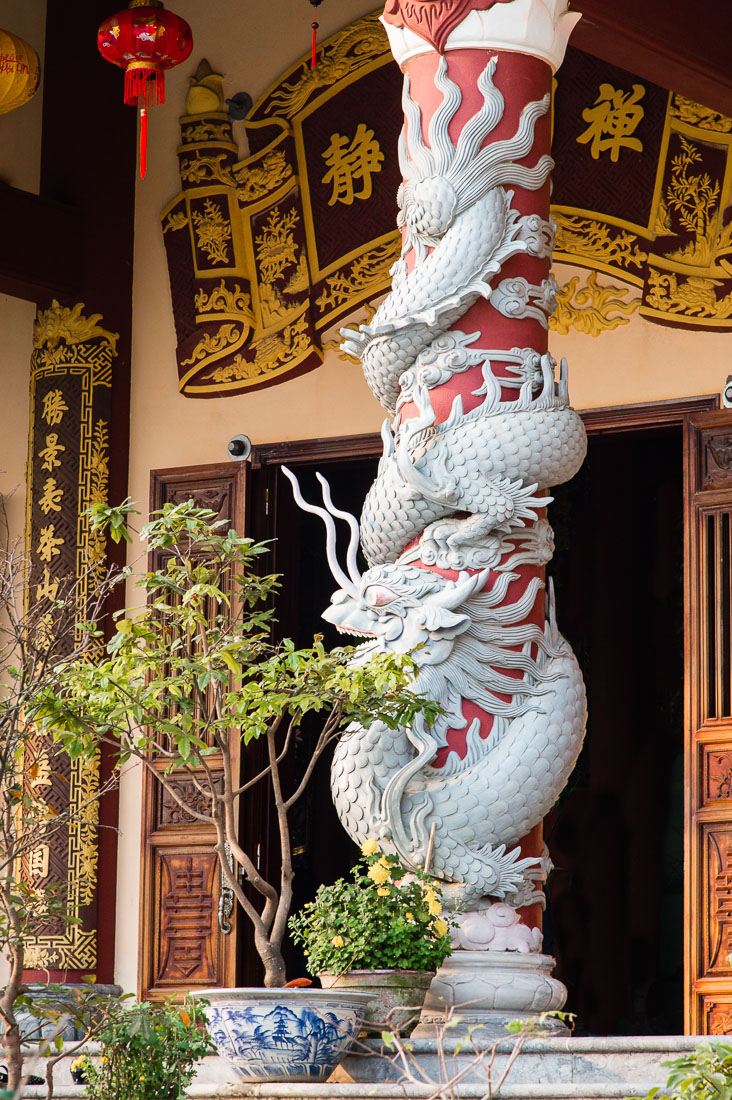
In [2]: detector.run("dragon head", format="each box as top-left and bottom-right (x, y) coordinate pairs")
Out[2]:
(323, 563), (487, 664)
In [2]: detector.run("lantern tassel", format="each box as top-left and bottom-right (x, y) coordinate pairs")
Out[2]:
(139, 107), (148, 180)
(124, 65), (165, 108)
(311, 21), (318, 68)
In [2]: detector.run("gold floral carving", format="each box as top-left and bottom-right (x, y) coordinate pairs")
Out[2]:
(180, 323), (241, 366)
(670, 95), (732, 133)
(234, 150), (292, 203)
(264, 14), (387, 119)
(255, 207), (299, 284)
(34, 301), (119, 354)
(163, 211), (189, 234)
(645, 269), (732, 319)
(88, 420), (110, 596)
(260, 284), (299, 327)
(182, 120), (232, 144)
(316, 236), (401, 312)
(205, 315), (310, 383)
(664, 136), (724, 267)
(180, 152), (236, 188)
(283, 254), (310, 296)
(552, 213), (646, 271)
(550, 271), (641, 336)
(192, 199), (232, 265)
(194, 279), (253, 321)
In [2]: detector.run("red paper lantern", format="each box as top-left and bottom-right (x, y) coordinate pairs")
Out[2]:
(97, 0), (193, 178)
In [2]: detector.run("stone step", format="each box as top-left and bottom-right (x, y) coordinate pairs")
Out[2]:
(15, 1036), (710, 1098)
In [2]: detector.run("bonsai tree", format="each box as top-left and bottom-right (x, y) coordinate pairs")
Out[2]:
(0, 504), (119, 1093)
(35, 501), (436, 987)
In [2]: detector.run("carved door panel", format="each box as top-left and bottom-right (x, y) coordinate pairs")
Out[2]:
(139, 463), (246, 1000)
(686, 411), (732, 1032)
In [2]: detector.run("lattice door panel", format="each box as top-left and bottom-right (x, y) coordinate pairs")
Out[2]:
(686, 411), (732, 1032)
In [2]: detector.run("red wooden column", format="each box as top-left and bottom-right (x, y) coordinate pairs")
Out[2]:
(383, 1), (579, 937)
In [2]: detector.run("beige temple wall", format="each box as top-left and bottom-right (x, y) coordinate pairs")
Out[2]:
(0, 1), (46, 553)
(0, 0), (46, 990)
(116, 0), (730, 991)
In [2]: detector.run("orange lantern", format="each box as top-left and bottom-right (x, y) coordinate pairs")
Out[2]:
(0, 29), (41, 115)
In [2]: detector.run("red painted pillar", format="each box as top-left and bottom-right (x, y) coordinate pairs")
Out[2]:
(382, 0), (581, 934)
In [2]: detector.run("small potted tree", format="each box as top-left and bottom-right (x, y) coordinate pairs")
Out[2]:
(35, 500), (436, 1082)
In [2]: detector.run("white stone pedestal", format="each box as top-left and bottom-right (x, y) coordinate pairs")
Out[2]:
(413, 950), (569, 1037)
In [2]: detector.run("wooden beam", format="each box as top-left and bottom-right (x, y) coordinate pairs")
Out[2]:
(573, 0), (732, 119)
(0, 182), (82, 303)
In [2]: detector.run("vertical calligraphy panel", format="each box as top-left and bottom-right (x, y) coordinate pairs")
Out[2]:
(21, 302), (117, 974)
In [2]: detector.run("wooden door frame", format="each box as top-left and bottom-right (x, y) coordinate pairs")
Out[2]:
(251, 392), (719, 1032)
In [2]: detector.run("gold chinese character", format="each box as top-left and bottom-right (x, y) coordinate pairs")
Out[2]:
(30, 750), (53, 788)
(41, 389), (69, 426)
(322, 124), (384, 206)
(38, 477), (63, 515)
(36, 612), (55, 651)
(36, 566), (60, 603)
(38, 524), (64, 562)
(39, 433), (65, 473)
(28, 844), (50, 880)
(577, 83), (645, 162)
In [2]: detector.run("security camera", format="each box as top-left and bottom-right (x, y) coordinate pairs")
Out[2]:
(227, 434), (251, 461)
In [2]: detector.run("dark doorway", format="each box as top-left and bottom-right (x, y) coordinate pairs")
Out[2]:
(250, 424), (685, 1032)
(545, 424), (684, 1035)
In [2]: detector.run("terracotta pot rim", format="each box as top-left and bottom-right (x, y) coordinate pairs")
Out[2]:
(319, 968), (436, 978)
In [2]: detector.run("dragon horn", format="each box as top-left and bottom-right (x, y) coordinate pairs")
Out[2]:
(281, 466), (358, 596)
(315, 472), (363, 587)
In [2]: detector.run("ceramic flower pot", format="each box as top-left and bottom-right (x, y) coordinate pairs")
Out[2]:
(192, 987), (373, 1083)
(318, 969), (435, 1034)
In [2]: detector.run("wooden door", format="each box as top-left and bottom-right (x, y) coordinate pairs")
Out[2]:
(139, 463), (245, 1000)
(686, 410), (732, 1033)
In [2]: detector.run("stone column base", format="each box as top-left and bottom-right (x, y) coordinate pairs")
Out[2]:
(412, 950), (569, 1037)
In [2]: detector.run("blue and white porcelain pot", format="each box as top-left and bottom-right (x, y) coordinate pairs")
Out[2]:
(193, 987), (373, 1083)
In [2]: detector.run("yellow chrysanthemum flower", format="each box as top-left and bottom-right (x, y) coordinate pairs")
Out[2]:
(433, 917), (449, 938)
(361, 837), (379, 857)
(377, 886), (390, 896)
(405, 911), (415, 922)
(368, 862), (391, 884)
(428, 899), (442, 916)
(331, 934), (345, 947)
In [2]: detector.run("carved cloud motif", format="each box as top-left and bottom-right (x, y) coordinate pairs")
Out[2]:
(382, 0), (513, 53)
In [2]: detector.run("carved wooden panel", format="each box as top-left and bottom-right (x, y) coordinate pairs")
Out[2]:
(703, 825), (732, 974)
(702, 431), (732, 490)
(686, 411), (732, 1032)
(153, 848), (220, 987)
(704, 997), (732, 1035)
(139, 463), (245, 1000)
(158, 773), (224, 828)
(704, 748), (732, 805)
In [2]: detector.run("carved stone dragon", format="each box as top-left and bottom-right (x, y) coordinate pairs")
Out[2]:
(285, 35), (587, 913)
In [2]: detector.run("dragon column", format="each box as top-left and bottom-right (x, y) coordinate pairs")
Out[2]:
(285, 0), (587, 1031)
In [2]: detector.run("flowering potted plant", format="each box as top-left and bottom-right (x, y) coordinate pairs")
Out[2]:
(288, 842), (453, 1032)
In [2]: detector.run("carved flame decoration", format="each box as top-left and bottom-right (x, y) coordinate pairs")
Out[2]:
(382, 0), (514, 53)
